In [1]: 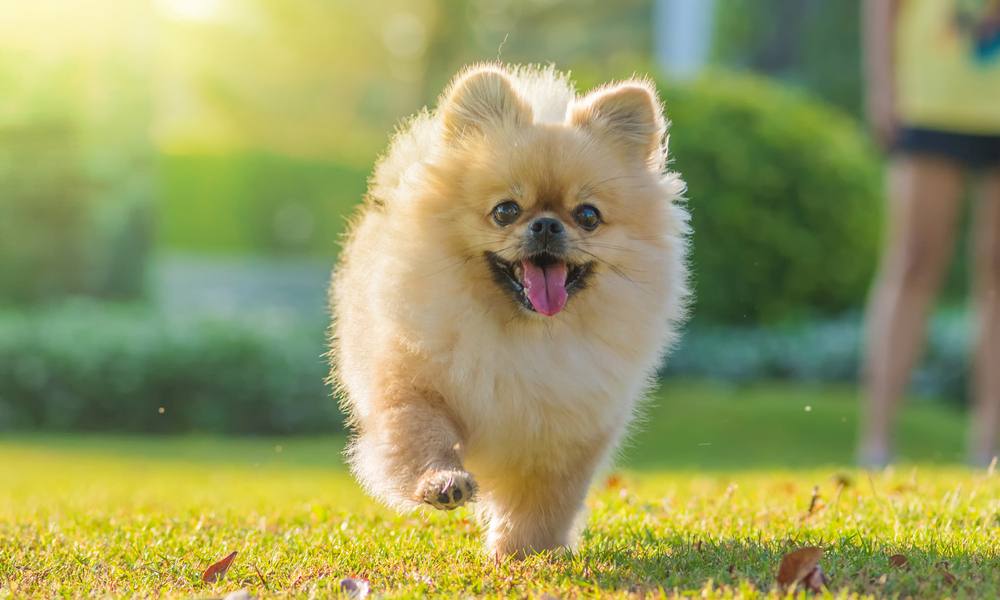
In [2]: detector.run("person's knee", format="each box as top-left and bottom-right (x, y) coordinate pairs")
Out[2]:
(891, 238), (947, 293)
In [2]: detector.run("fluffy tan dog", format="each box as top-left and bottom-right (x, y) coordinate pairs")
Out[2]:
(329, 63), (688, 558)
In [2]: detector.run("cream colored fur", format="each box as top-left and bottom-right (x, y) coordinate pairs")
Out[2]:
(329, 63), (688, 558)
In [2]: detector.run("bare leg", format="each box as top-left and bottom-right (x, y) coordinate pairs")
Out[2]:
(970, 168), (1000, 466)
(349, 387), (476, 510)
(859, 155), (965, 466)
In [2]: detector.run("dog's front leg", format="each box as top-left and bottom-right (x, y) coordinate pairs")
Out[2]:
(349, 386), (476, 511)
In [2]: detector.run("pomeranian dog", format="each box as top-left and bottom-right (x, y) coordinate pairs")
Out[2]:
(329, 63), (688, 558)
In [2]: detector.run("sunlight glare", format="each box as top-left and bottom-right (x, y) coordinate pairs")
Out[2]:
(156, 0), (224, 22)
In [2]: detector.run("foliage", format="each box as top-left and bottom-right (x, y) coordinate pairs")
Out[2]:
(159, 152), (367, 256)
(0, 7), (155, 305)
(1, 385), (996, 597)
(0, 301), (337, 434)
(659, 72), (883, 324)
(665, 311), (970, 404)
(0, 299), (973, 435)
(0, 121), (90, 303)
(0, 121), (153, 305)
(712, 0), (864, 118)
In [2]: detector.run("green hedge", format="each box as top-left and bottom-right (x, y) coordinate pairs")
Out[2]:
(0, 301), (971, 434)
(159, 152), (368, 256)
(658, 72), (882, 324)
(664, 310), (970, 404)
(0, 121), (154, 306)
(0, 302), (338, 434)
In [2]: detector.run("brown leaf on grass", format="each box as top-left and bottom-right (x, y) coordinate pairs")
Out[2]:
(340, 577), (371, 598)
(803, 565), (828, 593)
(202, 551), (237, 584)
(776, 546), (825, 590)
(889, 553), (908, 568)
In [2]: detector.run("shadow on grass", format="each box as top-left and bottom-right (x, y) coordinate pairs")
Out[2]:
(570, 536), (997, 597)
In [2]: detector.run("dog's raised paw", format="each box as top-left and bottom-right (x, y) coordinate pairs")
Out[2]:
(415, 469), (477, 510)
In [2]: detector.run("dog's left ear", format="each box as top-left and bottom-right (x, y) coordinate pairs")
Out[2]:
(441, 66), (532, 142)
(571, 81), (666, 169)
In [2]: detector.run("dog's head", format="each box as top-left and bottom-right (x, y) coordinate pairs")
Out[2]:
(416, 65), (679, 320)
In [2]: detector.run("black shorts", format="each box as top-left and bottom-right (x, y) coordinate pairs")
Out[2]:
(894, 127), (1000, 169)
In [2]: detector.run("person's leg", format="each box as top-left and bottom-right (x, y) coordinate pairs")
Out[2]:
(859, 155), (965, 466)
(970, 167), (1000, 466)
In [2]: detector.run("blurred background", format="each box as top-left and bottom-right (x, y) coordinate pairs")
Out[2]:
(0, 1), (975, 463)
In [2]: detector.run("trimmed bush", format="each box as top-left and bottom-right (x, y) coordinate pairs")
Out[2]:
(160, 152), (368, 256)
(0, 301), (971, 434)
(658, 72), (883, 324)
(664, 310), (970, 403)
(0, 302), (338, 434)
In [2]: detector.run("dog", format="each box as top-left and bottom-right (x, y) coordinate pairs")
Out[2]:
(329, 63), (688, 558)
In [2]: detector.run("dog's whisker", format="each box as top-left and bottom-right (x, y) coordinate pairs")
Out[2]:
(574, 248), (656, 297)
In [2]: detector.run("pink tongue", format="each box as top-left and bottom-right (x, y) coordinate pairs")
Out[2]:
(521, 260), (568, 316)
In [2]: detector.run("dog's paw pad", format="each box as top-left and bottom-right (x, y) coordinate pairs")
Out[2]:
(415, 469), (477, 510)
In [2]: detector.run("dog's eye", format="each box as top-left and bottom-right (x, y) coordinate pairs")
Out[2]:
(573, 204), (602, 231)
(491, 200), (521, 226)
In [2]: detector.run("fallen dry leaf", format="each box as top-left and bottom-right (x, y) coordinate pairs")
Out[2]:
(776, 546), (825, 591)
(202, 551), (238, 584)
(803, 565), (828, 593)
(340, 577), (371, 598)
(889, 553), (908, 568)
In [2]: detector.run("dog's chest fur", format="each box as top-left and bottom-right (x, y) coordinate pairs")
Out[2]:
(423, 314), (661, 476)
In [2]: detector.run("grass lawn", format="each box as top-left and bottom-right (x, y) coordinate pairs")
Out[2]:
(1, 381), (997, 598)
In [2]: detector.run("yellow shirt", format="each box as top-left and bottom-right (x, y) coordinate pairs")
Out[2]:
(896, 0), (1000, 134)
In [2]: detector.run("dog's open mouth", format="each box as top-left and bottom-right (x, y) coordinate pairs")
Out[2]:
(485, 252), (594, 316)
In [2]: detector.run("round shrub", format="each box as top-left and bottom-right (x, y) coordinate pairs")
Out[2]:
(658, 72), (883, 324)
(0, 301), (340, 434)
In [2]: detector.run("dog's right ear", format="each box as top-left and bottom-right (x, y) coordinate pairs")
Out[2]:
(441, 66), (532, 142)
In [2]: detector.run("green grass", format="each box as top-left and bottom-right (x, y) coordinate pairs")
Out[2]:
(2, 382), (997, 598)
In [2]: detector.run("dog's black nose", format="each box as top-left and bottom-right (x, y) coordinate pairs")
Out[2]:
(525, 217), (567, 255)
(529, 217), (564, 238)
